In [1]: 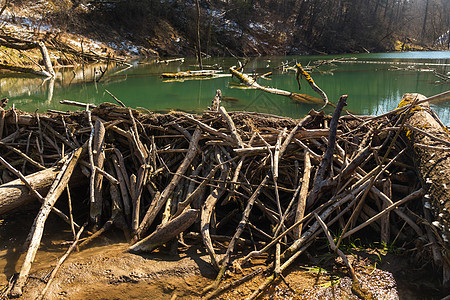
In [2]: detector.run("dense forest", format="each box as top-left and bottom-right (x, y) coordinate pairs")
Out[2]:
(1, 0), (449, 56)
(39, 0), (450, 56)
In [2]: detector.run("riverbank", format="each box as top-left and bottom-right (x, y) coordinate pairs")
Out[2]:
(0, 91), (449, 299)
(0, 0), (447, 60)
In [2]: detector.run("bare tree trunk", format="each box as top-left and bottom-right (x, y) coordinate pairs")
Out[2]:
(0, 41), (55, 77)
(195, 0), (203, 69)
(37, 41), (55, 78)
(421, 0), (430, 41)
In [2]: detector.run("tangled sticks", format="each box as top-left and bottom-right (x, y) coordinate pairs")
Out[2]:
(0, 91), (448, 298)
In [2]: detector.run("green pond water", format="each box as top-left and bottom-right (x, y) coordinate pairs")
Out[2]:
(1, 51), (449, 123)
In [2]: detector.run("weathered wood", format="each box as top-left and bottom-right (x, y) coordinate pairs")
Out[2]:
(400, 92), (450, 288)
(210, 90), (222, 112)
(230, 66), (324, 104)
(129, 209), (199, 253)
(0, 108), (5, 139)
(0, 93), (446, 297)
(0, 42), (54, 77)
(37, 41), (55, 78)
(0, 165), (85, 216)
(342, 188), (425, 239)
(307, 95), (348, 208)
(203, 173), (270, 294)
(161, 70), (218, 78)
(134, 127), (201, 241)
(174, 163), (221, 218)
(296, 63), (329, 107)
(201, 152), (229, 270)
(90, 119), (106, 228)
(60, 100), (97, 109)
(219, 106), (245, 148)
(294, 151), (311, 239)
(11, 147), (83, 297)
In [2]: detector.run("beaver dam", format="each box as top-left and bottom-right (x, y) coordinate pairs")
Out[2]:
(0, 90), (449, 299)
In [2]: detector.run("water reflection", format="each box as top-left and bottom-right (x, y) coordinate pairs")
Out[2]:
(0, 52), (449, 124)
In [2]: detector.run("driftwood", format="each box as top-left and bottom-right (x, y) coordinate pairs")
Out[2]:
(0, 164), (85, 215)
(161, 70), (220, 78)
(296, 63), (329, 108)
(129, 209), (199, 253)
(0, 90), (448, 298)
(230, 66), (325, 105)
(90, 119), (106, 229)
(11, 147), (83, 297)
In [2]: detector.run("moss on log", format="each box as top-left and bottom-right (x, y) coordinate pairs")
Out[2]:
(400, 93), (450, 288)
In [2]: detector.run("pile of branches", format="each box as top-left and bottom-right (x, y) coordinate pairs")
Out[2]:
(0, 91), (446, 299)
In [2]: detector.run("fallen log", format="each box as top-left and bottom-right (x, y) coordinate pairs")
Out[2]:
(0, 165), (85, 216)
(229, 66), (325, 105)
(11, 147), (83, 297)
(0, 42), (54, 77)
(161, 70), (220, 78)
(157, 57), (185, 64)
(128, 209), (199, 253)
(0, 167), (58, 215)
(295, 63), (329, 108)
(400, 93), (450, 289)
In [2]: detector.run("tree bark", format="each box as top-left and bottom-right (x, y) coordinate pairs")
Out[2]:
(400, 93), (450, 289)
(11, 147), (83, 297)
(0, 166), (85, 216)
(195, 0), (203, 69)
(129, 209), (199, 253)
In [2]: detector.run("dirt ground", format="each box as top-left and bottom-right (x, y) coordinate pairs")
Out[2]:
(0, 207), (443, 300)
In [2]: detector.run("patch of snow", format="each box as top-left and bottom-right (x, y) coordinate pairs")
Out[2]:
(68, 39), (82, 49)
(436, 30), (449, 45)
(248, 22), (269, 33)
(128, 46), (139, 55)
(247, 35), (256, 44)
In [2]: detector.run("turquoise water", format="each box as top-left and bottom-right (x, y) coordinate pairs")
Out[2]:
(1, 51), (449, 123)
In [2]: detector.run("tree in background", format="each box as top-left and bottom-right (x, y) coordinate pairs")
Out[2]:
(10, 0), (447, 55)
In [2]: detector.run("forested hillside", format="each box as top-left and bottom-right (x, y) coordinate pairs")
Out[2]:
(2, 0), (450, 56)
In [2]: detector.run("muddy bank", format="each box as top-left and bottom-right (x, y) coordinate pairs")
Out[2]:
(0, 208), (441, 299)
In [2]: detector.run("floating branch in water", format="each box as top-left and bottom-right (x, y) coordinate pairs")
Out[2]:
(296, 63), (329, 108)
(229, 66), (324, 105)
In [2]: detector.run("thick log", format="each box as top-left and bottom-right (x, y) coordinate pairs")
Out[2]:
(400, 93), (450, 288)
(128, 209), (199, 253)
(0, 166), (85, 216)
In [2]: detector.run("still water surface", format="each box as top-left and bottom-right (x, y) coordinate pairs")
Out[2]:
(1, 51), (449, 123)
